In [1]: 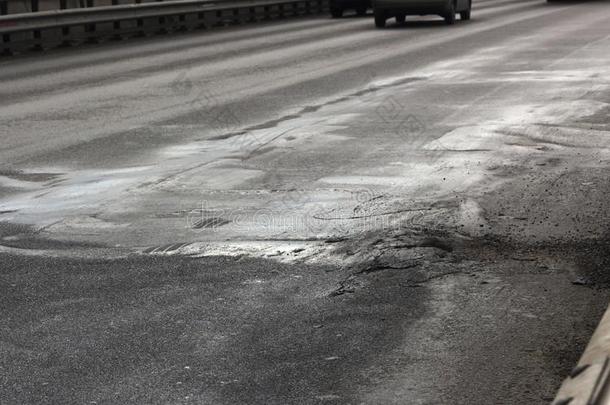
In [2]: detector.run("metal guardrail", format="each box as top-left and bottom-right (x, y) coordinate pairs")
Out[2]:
(0, 0), (328, 54)
(554, 305), (610, 405)
(0, 0), (323, 34)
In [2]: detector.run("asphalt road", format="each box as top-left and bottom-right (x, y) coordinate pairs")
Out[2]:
(1, 0), (610, 403)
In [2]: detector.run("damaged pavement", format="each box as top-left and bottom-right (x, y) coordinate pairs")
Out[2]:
(2, 0), (610, 403)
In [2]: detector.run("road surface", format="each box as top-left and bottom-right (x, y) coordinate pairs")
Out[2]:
(1, 0), (610, 403)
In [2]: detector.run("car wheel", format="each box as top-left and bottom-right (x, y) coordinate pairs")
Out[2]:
(396, 14), (406, 24)
(374, 10), (386, 27)
(444, 1), (456, 25)
(460, 9), (470, 20)
(330, 7), (343, 18)
(356, 6), (367, 15)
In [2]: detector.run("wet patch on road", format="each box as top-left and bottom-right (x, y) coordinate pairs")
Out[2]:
(0, 170), (60, 183)
(0, 220), (110, 253)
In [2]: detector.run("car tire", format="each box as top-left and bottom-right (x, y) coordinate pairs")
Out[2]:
(444, 1), (456, 25)
(460, 9), (470, 20)
(331, 8), (343, 18)
(374, 11), (386, 27)
(356, 6), (367, 15)
(396, 14), (406, 24)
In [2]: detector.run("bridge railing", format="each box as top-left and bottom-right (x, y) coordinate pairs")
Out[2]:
(0, 0), (328, 54)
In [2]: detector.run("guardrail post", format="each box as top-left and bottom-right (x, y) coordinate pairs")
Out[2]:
(176, 1), (188, 32)
(232, 8), (239, 24)
(58, 0), (71, 46)
(0, 0), (10, 56)
(84, 0), (99, 43)
(111, 0), (122, 39)
(177, 13), (187, 31)
(156, 0), (168, 34)
(135, 0), (145, 37)
(197, 11), (207, 29)
(31, 0), (43, 50)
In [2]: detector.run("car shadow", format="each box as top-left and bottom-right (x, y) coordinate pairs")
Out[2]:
(384, 19), (453, 29)
(336, 11), (373, 18)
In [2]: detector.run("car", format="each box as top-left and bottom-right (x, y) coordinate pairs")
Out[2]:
(372, 0), (471, 27)
(330, 0), (372, 18)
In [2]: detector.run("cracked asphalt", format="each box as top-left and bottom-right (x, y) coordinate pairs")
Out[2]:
(2, 0), (610, 403)
(2, 233), (609, 404)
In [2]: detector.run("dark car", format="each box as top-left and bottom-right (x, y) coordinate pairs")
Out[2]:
(372, 0), (471, 27)
(330, 0), (372, 18)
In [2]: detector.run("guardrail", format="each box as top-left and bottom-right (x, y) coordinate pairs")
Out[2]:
(0, 0), (328, 54)
(553, 305), (610, 404)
